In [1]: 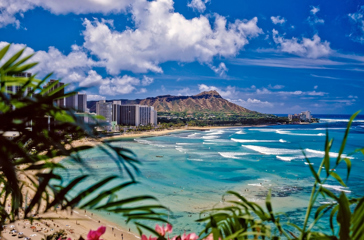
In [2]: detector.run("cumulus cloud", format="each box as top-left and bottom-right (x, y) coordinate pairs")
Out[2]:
(271, 16), (286, 25)
(0, 41), (94, 82)
(348, 6), (364, 43)
(234, 98), (273, 108)
(272, 29), (331, 58)
(198, 84), (238, 98)
(87, 94), (106, 101)
(141, 76), (154, 86)
(187, 0), (210, 13)
(307, 6), (324, 25)
(0, 0), (133, 28)
(82, 0), (262, 74)
(99, 75), (141, 95)
(210, 62), (228, 76)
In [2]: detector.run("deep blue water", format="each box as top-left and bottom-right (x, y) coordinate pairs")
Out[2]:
(60, 116), (364, 235)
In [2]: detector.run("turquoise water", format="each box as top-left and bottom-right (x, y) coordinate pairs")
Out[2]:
(60, 115), (364, 234)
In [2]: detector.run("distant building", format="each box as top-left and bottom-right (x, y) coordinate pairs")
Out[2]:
(44, 79), (65, 107)
(289, 111), (312, 122)
(119, 104), (157, 126)
(120, 105), (140, 126)
(112, 101), (121, 124)
(78, 94), (87, 112)
(96, 100), (113, 123)
(6, 72), (32, 96)
(300, 110), (312, 122)
(65, 94), (78, 110)
(151, 108), (158, 125)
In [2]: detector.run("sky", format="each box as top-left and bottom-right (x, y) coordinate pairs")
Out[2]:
(0, 0), (363, 114)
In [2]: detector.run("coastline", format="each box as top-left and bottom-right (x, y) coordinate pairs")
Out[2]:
(5, 124), (274, 240)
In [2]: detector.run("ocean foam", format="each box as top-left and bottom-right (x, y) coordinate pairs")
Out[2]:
(276, 130), (325, 136)
(231, 138), (278, 143)
(202, 135), (220, 139)
(206, 130), (225, 135)
(187, 158), (203, 161)
(218, 152), (250, 159)
(276, 156), (295, 161)
(305, 149), (354, 159)
(321, 184), (351, 193)
(203, 142), (217, 145)
(176, 143), (194, 145)
(175, 146), (187, 153)
(320, 118), (364, 123)
(279, 139), (287, 143)
(235, 130), (246, 134)
(241, 145), (302, 155)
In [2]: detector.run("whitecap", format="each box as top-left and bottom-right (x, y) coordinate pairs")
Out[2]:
(175, 146), (186, 153)
(218, 152), (250, 159)
(241, 145), (302, 155)
(320, 118), (364, 123)
(176, 143), (194, 145)
(276, 130), (325, 136)
(203, 142), (217, 145)
(279, 139), (287, 143)
(304, 162), (314, 165)
(320, 184), (351, 193)
(206, 130), (225, 135)
(304, 149), (354, 159)
(235, 130), (246, 134)
(231, 138), (278, 143)
(276, 156), (295, 161)
(202, 135), (220, 139)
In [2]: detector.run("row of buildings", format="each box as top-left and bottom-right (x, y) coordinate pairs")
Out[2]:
(96, 100), (157, 126)
(288, 110), (312, 122)
(45, 80), (158, 127)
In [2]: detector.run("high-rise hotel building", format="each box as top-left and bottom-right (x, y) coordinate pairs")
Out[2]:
(95, 100), (157, 126)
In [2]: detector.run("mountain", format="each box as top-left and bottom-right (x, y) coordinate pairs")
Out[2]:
(87, 90), (255, 114)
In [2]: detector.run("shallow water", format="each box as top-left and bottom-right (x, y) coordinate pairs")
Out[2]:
(60, 115), (364, 234)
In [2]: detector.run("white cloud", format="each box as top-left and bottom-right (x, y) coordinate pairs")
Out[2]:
(187, 0), (210, 13)
(0, 41), (94, 82)
(0, 0), (133, 28)
(198, 84), (237, 98)
(87, 94), (106, 101)
(82, 0), (262, 74)
(348, 6), (364, 43)
(271, 16), (286, 25)
(348, 95), (358, 99)
(314, 85), (318, 89)
(310, 6), (320, 15)
(99, 75), (141, 95)
(141, 76), (154, 86)
(268, 84), (284, 89)
(308, 6), (324, 25)
(79, 70), (104, 87)
(137, 88), (147, 93)
(234, 98), (273, 108)
(256, 87), (327, 96)
(272, 29), (331, 58)
(210, 62), (228, 76)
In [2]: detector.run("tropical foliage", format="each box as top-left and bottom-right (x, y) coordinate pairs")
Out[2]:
(0, 44), (167, 234)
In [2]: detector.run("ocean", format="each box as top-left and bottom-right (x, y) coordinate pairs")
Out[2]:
(60, 114), (364, 235)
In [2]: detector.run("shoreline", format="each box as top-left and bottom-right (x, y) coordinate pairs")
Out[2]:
(5, 124), (274, 240)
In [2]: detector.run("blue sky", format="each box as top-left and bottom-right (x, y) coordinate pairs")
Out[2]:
(0, 0), (363, 114)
